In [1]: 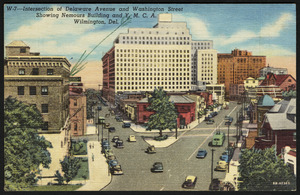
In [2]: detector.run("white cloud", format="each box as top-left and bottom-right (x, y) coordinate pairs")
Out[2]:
(7, 6), (95, 40)
(242, 44), (295, 56)
(259, 13), (293, 37)
(216, 30), (257, 45)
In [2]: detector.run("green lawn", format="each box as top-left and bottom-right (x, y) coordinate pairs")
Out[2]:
(24, 184), (82, 191)
(73, 157), (89, 180)
(70, 141), (87, 155)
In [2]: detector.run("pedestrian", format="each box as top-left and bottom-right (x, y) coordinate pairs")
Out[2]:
(89, 143), (91, 149)
(92, 143), (94, 149)
(92, 153), (94, 161)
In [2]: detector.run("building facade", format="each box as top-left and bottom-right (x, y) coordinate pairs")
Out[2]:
(136, 95), (195, 128)
(260, 73), (296, 91)
(69, 78), (87, 137)
(217, 49), (266, 98)
(206, 84), (225, 104)
(102, 13), (217, 103)
(260, 65), (288, 77)
(4, 41), (71, 133)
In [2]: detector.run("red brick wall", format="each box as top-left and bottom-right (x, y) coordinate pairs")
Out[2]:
(279, 76), (296, 91)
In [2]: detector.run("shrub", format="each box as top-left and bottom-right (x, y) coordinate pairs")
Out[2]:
(74, 143), (81, 152)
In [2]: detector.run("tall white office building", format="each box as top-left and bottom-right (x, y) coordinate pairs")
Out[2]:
(102, 13), (218, 102)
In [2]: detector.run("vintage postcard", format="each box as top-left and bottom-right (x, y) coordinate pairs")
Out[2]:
(3, 3), (296, 191)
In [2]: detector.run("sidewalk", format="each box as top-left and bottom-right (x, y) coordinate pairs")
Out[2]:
(76, 141), (111, 191)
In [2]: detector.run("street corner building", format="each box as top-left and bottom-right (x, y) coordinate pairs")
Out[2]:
(102, 13), (218, 104)
(4, 40), (71, 133)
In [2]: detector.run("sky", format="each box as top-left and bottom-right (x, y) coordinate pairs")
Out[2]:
(4, 4), (296, 85)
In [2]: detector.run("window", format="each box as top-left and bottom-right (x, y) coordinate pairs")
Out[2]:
(29, 86), (36, 95)
(18, 86), (24, 95)
(41, 86), (48, 95)
(41, 104), (48, 113)
(47, 69), (54, 75)
(293, 132), (296, 141)
(74, 100), (77, 106)
(74, 123), (78, 131)
(42, 122), (48, 130)
(19, 69), (25, 75)
(143, 115), (147, 121)
(32, 68), (39, 75)
(20, 48), (26, 53)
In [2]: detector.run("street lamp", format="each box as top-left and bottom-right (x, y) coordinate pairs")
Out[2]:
(211, 148), (215, 183)
(227, 123), (231, 173)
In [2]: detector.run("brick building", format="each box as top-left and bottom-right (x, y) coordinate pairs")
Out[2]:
(260, 73), (296, 91)
(217, 49), (266, 98)
(69, 78), (87, 136)
(4, 41), (71, 133)
(254, 98), (296, 154)
(137, 96), (195, 128)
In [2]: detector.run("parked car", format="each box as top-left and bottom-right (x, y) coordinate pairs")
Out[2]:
(112, 136), (120, 143)
(196, 149), (207, 158)
(224, 115), (232, 120)
(115, 116), (123, 122)
(215, 161), (228, 171)
(146, 145), (156, 154)
(110, 165), (123, 175)
(107, 154), (116, 161)
(104, 150), (114, 158)
(115, 140), (124, 148)
(128, 135), (136, 142)
(220, 154), (229, 163)
(209, 178), (222, 191)
(122, 122), (131, 128)
(98, 116), (105, 124)
(151, 162), (163, 173)
(108, 159), (118, 168)
(206, 119), (215, 125)
(109, 127), (116, 133)
(101, 138), (109, 147)
(182, 175), (197, 189)
(97, 106), (102, 111)
(205, 115), (212, 121)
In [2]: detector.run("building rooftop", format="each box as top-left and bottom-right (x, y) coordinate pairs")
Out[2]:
(257, 95), (275, 107)
(6, 40), (29, 47)
(139, 95), (195, 104)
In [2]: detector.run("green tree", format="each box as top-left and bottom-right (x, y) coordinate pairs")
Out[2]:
(238, 147), (296, 191)
(60, 156), (81, 184)
(146, 88), (177, 137)
(4, 96), (52, 191)
(54, 170), (64, 185)
(84, 88), (100, 119)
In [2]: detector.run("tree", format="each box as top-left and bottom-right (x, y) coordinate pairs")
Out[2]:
(54, 170), (64, 185)
(4, 96), (52, 191)
(146, 88), (177, 137)
(60, 156), (81, 184)
(238, 146), (296, 191)
(84, 88), (100, 119)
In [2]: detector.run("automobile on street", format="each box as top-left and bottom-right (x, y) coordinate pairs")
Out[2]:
(150, 162), (163, 173)
(209, 178), (222, 191)
(128, 135), (136, 142)
(215, 161), (228, 171)
(146, 145), (156, 154)
(109, 127), (116, 133)
(115, 140), (124, 148)
(112, 136), (120, 143)
(111, 165), (123, 175)
(196, 149), (207, 158)
(182, 175), (197, 189)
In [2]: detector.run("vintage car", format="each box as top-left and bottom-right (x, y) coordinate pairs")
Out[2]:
(104, 123), (110, 128)
(112, 136), (120, 143)
(220, 154), (230, 163)
(104, 149), (114, 158)
(108, 127), (116, 133)
(146, 145), (156, 154)
(128, 135), (136, 142)
(196, 149), (207, 158)
(115, 116), (123, 122)
(209, 178), (222, 191)
(224, 115), (232, 120)
(182, 175), (197, 189)
(151, 162), (163, 173)
(110, 165), (123, 175)
(122, 122), (131, 128)
(206, 119), (215, 125)
(108, 159), (118, 168)
(107, 154), (116, 161)
(115, 140), (124, 148)
(215, 161), (228, 171)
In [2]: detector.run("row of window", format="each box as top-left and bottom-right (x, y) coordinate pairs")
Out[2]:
(116, 81), (189, 85)
(116, 85), (189, 90)
(116, 54), (190, 58)
(18, 86), (48, 95)
(132, 30), (186, 35)
(116, 58), (190, 63)
(121, 41), (191, 45)
(117, 68), (189, 72)
(9, 62), (63, 66)
(116, 72), (189, 77)
(116, 63), (189, 68)
(116, 49), (190, 54)
(19, 68), (54, 75)
(121, 36), (190, 41)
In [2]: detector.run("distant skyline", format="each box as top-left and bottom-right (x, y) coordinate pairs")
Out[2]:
(4, 4), (296, 83)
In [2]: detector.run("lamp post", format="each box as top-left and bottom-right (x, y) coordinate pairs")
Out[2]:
(211, 148), (215, 183)
(175, 119), (178, 139)
(227, 123), (230, 173)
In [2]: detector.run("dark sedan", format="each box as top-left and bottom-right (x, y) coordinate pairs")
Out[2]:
(182, 175), (197, 189)
(196, 149), (207, 158)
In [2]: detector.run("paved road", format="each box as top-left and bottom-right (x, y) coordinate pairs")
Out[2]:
(93, 101), (241, 191)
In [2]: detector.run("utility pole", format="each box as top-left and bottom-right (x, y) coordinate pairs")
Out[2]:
(236, 111), (239, 145)
(227, 123), (230, 173)
(175, 119), (178, 139)
(97, 109), (100, 142)
(211, 148), (215, 182)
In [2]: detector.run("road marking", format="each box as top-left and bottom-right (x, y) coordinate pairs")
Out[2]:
(182, 133), (236, 137)
(187, 106), (238, 160)
(160, 186), (165, 191)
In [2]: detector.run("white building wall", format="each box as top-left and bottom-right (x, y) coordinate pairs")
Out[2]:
(197, 49), (218, 87)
